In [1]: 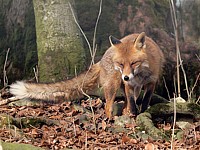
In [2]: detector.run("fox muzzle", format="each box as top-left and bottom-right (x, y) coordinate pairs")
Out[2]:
(122, 73), (134, 81)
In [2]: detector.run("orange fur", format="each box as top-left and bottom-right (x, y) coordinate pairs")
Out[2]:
(10, 32), (164, 119)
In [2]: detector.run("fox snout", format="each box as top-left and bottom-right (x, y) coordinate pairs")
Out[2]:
(122, 73), (134, 81)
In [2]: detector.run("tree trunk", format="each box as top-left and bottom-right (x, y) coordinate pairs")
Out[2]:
(33, 0), (85, 82)
(0, 0), (37, 86)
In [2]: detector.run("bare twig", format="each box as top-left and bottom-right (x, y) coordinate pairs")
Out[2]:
(0, 97), (20, 106)
(72, 117), (76, 136)
(3, 48), (10, 87)
(33, 65), (39, 83)
(170, 0), (190, 100)
(92, 0), (102, 56)
(85, 131), (88, 149)
(69, 0), (102, 134)
(171, 93), (176, 150)
(173, 75), (177, 98)
(195, 54), (200, 62)
(163, 76), (171, 100)
(196, 96), (200, 104)
(170, 0), (181, 97)
(179, 59), (190, 100)
(189, 73), (200, 101)
(69, 2), (93, 64)
(80, 89), (96, 134)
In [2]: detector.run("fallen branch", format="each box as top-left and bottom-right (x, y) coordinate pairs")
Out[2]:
(0, 97), (20, 106)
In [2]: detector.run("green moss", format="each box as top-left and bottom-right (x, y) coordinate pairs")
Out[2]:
(187, 103), (200, 118)
(0, 114), (13, 128)
(38, 35), (85, 82)
(136, 112), (169, 140)
(147, 103), (170, 115)
(1, 140), (44, 150)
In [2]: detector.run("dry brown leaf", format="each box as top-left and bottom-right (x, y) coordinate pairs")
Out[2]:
(130, 138), (138, 144)
(145, 143), (155, 150)
(0, 99), (199, 149)
(102, 120), (107, 130)
(163, 123), (171, 131)
(121, 135), (130, 143)
(31, 128), (38, 135)
(49, 114), (63, 119)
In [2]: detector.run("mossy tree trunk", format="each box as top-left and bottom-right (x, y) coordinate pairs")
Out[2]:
(33, 0), (85, 82)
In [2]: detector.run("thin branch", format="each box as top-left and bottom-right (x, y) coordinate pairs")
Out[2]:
(171, 93), (177, 150)
(33, 65), (39, 83)
(69, 0), (102, 134)
(173, 75), (177, 98)
(80, 89), (97, 134)
(3, 48), (10, 87)
(81, 0), (103, 133)
(196, 96), (200, 104)
(92, 0), (102, 57)
(179, 59), (190, 100)
(189, 73), (200, 100)
(68, 2), (93, 63)
(0, 97), (20, 106)
(72, 117), (77, 136)
(170, 0), (181, 97)
(85, 131), (88, 149)
(195, 54), (200, 62)
(163, 76), (171, 100)
(170, 0), (190, 100)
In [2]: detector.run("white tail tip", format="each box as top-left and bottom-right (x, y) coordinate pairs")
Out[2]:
(9, 81), (29, 99)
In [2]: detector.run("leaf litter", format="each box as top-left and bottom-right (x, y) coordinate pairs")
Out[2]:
(0, 97), (199, 149)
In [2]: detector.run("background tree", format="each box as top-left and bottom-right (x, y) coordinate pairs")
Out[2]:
(33, 0), (86, 82)
(0, 0), (37, 87)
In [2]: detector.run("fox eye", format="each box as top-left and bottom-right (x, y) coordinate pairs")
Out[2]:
(116, 62), (124, 67)
(131, 61), (140, 66)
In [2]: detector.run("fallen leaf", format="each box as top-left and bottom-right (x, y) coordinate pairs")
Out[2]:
(163, 123), (171, 131)
(121, 135), (130, 143)
(102, 120), (107, 130)
(145, 143), (155, 150)
(130, 138), (138, 144)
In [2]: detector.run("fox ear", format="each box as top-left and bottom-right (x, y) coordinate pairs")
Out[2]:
(134, 32), (146, 49)
(109, 35), (121, 46)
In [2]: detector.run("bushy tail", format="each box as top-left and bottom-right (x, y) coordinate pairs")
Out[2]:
(10, 63), (101, 101)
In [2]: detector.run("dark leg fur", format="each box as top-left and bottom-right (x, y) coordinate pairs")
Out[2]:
(141, 83), (155, 113)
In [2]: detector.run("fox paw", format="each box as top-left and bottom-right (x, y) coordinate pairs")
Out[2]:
(123, 108), (137, 117)
(105, 105), (113, 119)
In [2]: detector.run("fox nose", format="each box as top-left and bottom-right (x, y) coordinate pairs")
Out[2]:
(124, 75), (129, 81)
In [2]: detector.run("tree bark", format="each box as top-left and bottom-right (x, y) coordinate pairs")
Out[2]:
(0, 0), (37, 85)
(33, 0), (85, 82)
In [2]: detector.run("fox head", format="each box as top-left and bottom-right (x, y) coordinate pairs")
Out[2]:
(110, 32), (150, 83)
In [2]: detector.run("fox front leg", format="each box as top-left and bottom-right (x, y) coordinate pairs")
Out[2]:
(123, 84), (138, 116)
(104, 84), (120, 119)
(140, 83), (155, 113)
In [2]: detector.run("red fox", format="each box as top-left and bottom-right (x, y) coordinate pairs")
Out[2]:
(10, 32), (164, 118)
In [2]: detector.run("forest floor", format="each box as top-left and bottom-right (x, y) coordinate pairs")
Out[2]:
(0, 96), (199, 149)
